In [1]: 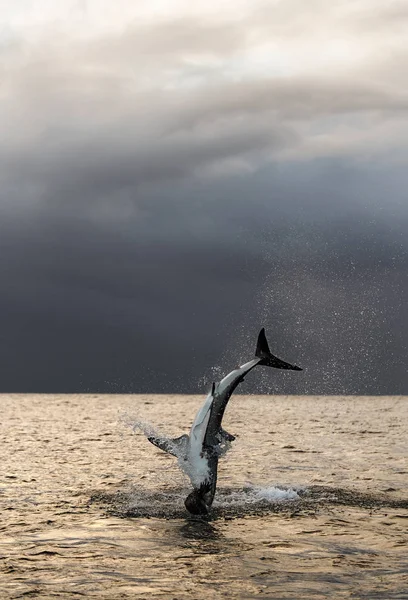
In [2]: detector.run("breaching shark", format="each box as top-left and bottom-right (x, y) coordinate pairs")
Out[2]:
(147, 328), (302, 515)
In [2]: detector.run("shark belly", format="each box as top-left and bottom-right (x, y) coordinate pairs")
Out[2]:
(180, 391), (213, 488)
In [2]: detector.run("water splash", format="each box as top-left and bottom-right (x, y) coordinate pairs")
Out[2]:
(120, 411), (165, 439)
(91, 484), (408, 520)
(251, 485), (300, 502)
(121, 415), (298, 509)
(214, 484), (299, 508)
(92, 483), (302, 520)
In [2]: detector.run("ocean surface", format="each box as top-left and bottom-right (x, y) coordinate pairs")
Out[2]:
(1, 394), (407, 599)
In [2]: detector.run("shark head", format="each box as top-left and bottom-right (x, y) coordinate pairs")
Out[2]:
(184, 489), (210, 515)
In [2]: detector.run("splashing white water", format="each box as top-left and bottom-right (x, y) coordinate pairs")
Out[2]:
(214, 484), (299, 507)
(252, 485), (300, 502)
(121, 414), (297, 503)
(120, 412), (163, 439)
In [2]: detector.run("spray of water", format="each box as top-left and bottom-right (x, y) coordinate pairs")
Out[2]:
(213, 484), (299, 507)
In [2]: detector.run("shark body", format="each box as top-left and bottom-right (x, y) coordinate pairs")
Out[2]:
(148, 328), (302, 515)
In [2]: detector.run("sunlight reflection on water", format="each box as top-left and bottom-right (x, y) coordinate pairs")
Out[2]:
(0, 394), (407, 599)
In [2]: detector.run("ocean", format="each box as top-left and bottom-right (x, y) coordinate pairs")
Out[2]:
(1, 394), (407, 599)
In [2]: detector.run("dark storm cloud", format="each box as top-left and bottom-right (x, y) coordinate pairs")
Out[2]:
(1, 160), (407, 394)
(0, 3), (407, 393)
(3, 120), (295, 204)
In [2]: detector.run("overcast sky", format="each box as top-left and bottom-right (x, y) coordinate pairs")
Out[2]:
(0, 0), (407, 394)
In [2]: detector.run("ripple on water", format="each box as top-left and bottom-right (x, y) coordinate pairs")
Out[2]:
(1, 394), (407, 599)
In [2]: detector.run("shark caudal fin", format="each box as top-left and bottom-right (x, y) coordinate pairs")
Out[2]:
(255, 328), (302, 371)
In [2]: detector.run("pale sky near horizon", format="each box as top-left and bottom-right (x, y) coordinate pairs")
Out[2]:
(1, 0), (407, 393)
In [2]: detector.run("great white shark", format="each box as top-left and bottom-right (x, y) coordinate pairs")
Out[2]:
(147, 328), (302, 515)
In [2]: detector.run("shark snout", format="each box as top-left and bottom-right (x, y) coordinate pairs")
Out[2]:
(184, 490), (209, 515)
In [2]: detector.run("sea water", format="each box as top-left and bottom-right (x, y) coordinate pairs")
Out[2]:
(0, 394), (407, 599)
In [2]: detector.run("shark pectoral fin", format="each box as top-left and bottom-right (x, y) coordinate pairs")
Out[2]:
(147, 436), (174, 455)
(147, 434), (188, 457)
(171, 434), (189, 454)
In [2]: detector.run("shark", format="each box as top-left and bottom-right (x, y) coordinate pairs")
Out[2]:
(147, 328), (302, 515)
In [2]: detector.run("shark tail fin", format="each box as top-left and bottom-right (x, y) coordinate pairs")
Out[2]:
(255, 328), (302, 371)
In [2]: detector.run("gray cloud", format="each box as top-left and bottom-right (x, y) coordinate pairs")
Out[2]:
(0, 2), (407, 394)
(2, 3), (408, 212)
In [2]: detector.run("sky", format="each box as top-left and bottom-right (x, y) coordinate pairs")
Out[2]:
(0, 0), (407, 394)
